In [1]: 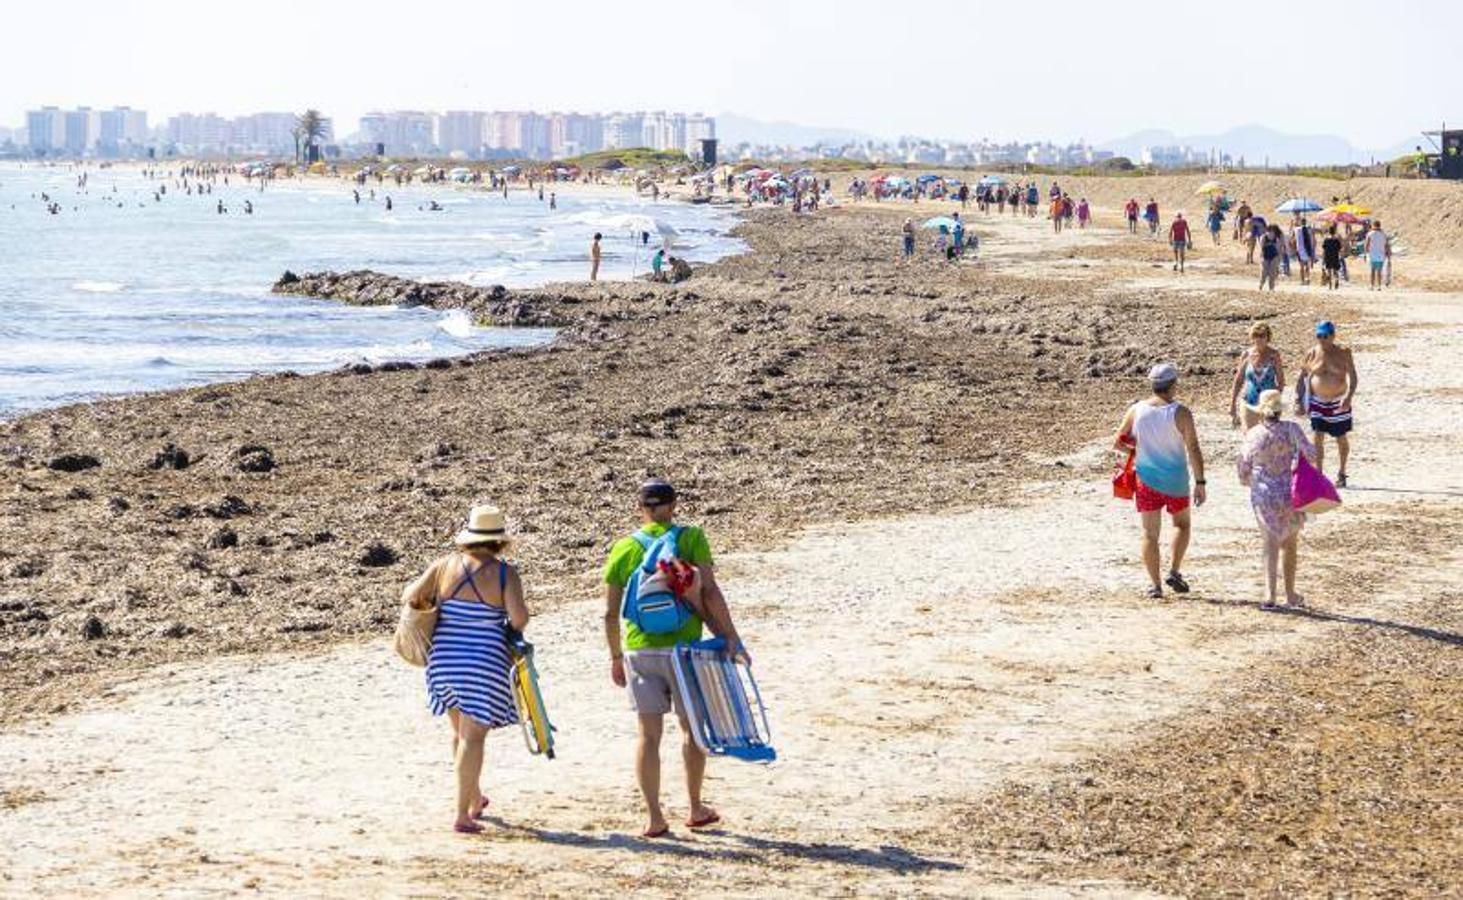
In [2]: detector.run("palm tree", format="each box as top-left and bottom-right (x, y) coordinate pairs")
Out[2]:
(290, 124), (304, 164)
(295, 109), (329, 162)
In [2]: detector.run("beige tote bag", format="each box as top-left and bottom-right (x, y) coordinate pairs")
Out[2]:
(393, 559), (445, 667)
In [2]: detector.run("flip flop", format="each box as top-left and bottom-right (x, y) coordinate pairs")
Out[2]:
(454, 821), (485, 835)
(642, 824), (671, 839)
(686, 811), (721, 829)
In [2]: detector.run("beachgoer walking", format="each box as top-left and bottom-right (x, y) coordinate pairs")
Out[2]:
(1292, 219), (1315, 286)
(590, 232), (602, 282)
(1233, 200), (1252, 241)
(1076, 198), (1091, 228)
(1321, 226), (1343, 289)
(1245, 214), (1263, 264)
(1259, 225), (1282, 291)
(1229, 322), (1285, 431)
(1169, 213), (1192, 272)
(1237, 390), (1318, 609)
(1114, 364), (1207, 599)
(400, 504), (528, 834)
(1296, 321), (1358, 486)
(1026, 182), (1039, 217)
(1206, 206), (1224, 245)
(902, 218), (915, 258)
(1364, 220), (1389, 290)
(952, 213), (965, 258)
(604, 479), (746, 839)
(1144, 198), (1160, 237)
(1125, 197), (1139, 234)
(1050, 195), (1064, 233)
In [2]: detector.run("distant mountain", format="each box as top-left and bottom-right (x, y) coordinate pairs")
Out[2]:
(715, 112), (878, 148)
(1098, 124), (1415, 166)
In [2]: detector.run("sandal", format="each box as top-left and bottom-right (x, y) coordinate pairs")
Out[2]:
(642, 824), (671, 839)
(686, 811), (721, 829)
(1146, 586), (1163, 600)
(1165, 571), (1191, 594)
(1336, 473), (1348, 489)
(454, 821), (485, 835)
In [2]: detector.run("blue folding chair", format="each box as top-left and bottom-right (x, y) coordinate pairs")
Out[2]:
(671, 638), (776, 763)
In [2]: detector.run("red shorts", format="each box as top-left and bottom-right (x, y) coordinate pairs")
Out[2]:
(1135, 479), (1190, 514)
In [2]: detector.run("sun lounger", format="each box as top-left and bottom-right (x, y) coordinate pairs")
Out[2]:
(506, 629), (555, 759)
(671, 638), (776, 763)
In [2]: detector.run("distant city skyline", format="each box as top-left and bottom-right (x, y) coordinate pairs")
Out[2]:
(1, 0), (1457, 154)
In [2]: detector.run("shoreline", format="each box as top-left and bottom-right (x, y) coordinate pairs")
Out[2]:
(0, 184), (1371, 723)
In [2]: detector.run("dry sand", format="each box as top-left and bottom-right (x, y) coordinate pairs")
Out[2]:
(2, 187), (1461, 896)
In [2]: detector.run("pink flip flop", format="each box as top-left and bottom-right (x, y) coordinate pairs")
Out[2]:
(454, 821), (485, 835)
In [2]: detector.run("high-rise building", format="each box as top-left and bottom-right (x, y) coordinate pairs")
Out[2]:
(548, 113), (603, 158)
(63, 107), (99, 155)
(359, 110), (434, 155)
(437, 110), (485, 157)
(602, 112), (645, 150)
(97, 107), (148, 153)
(684, 113), (715, 156)
(25, 107), (65, 154)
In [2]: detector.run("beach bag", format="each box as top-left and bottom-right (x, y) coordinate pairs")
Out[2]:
(622, 526), (701, 635)
(1113, 436), (1137, 500)
(392, 558), (448, 666)
(1292, 453), (1342, 515)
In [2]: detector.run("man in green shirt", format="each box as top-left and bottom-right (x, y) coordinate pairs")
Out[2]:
(603, 478), (745, 838)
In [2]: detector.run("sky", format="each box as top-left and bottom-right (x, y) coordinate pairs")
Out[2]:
(0, 0), (1455, 150)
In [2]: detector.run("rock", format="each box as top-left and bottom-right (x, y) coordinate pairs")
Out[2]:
(359, 543), (398, 567)
(157, 621), (193, 639)
(150, 443), (192, 470)
(48, 453), (100, 472)
(66, 486), (93, 500)
(107, 497), (130, 513)
(165, 504), (197, 520)
(235, 445), (276, 473)
(207, 527), (239, 550)
(81, 615), (106, 640)
(275, 270), (300, 287)
(9, 559), (44, 578)
(203, 495), (251, 519)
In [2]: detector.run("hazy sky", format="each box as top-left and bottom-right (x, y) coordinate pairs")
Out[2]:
(0, 0), (1453, 149)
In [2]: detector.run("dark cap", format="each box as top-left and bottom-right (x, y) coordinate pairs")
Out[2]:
(639, 478), (677, 505)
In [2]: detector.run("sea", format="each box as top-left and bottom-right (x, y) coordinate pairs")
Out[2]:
(0, 163), (743, 419)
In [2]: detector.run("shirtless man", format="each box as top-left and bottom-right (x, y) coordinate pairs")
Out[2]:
(1295, 321), (1358, 486)
(590, 232), (603, 282)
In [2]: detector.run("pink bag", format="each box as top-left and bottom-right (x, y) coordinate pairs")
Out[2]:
(1292, 453), (1341, 514)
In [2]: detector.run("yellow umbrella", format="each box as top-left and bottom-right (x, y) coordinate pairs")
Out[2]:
(1330, 202), (1372, 216)
(1196, 180), (1226, 194)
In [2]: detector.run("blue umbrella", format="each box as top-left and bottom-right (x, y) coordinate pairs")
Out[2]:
(978, 174), (1007, 186)
(1276, 197), (1323, 213)
(917, 174), (944, 184)
(921, 216), (958, 230)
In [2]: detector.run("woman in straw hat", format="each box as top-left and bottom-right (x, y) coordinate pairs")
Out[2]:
(403, 503), (529, 833)
(1236, 390), (1318, 610)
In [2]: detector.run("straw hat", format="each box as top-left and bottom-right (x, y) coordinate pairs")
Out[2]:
(453, 504), (513, 548)
(1248, 389), (1284, 419)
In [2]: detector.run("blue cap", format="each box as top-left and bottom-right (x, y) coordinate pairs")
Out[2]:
(1316, 320), (1336, 337)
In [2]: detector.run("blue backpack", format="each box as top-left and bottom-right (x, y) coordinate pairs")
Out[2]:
(621, 526), (694, 635)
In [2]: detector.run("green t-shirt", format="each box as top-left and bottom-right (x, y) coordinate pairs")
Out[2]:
(604, 522), (713, 649)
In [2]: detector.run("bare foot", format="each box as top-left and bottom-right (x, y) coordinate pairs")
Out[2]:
(471, 794), (491, 819)
(1286, 594), (1308, 609)
(686, 805), (721, 829)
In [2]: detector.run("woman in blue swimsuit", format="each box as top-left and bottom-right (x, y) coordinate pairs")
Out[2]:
(1229, 321), (1286, 431)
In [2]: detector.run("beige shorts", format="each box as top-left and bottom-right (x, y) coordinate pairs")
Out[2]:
(624, 650), (686, 718)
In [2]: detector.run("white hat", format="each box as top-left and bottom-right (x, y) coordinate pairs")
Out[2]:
(1148, 363), (1179, 389)
(453, 504), (513, 548)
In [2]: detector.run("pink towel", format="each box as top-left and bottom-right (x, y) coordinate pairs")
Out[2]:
(1292, 454), (1341, 514)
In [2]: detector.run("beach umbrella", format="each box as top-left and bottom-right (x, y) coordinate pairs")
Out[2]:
(1317, 210), (1362, 225)
(921, 216), (958, 230)
(789, 168), (813, 179)
(598, 213), (678, 238)
(978, 174), (1006, 186)
(1276, 197), (1324, 214)
(917, 174), (944, 184)
(1195, 180), (1226, 195)
(1330, 202), (1372, 216)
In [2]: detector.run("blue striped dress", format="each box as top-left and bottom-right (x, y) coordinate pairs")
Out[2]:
(425, 559), (518, 729)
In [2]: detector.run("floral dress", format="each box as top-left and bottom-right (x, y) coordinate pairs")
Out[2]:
(1237, 420), (1317, 541)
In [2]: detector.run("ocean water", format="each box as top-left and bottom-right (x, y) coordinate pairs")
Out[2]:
(0, 164), (743, 418)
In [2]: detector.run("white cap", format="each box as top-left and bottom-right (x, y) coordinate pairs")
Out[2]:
(1148, 363), (1179, 389)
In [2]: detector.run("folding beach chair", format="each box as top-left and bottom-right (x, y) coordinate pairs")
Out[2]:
(671, 638), (776, 763)
(505, 629), (555, 760)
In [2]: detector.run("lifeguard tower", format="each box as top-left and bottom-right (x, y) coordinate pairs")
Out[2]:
(1422, 126), (1463, 179)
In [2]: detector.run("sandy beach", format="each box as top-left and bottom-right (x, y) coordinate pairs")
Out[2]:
(2, 173), (1461, 895)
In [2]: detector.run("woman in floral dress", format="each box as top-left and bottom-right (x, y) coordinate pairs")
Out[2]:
(1237, 390), (1318, 609)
